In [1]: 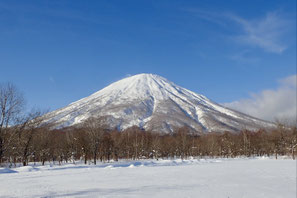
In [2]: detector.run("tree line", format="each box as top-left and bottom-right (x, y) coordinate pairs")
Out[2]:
(0, 83), (296, 167)
(1, 120), (296, 167)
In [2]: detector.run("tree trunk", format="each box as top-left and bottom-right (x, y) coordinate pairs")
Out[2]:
(94, 152), (97, 165)
(84, 154), (87, 164)
(0, 136), (3, 164)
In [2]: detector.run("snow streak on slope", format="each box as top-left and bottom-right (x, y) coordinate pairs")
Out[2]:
(43, 74), (274, 133)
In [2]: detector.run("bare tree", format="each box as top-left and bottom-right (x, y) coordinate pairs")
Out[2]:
(0, 83), (24, 164)
(74, 128), (90, 164)
(289, 127), (297, 160)
(82, 117), (108, 165)
(34, 128), (51, 165)
(17, 110), (45, 166)
(175, 127), (191, 159)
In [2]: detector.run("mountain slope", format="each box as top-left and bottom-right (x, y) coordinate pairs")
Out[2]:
(43, 73), (274, 133)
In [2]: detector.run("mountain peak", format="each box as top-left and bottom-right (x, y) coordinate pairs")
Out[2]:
(126, 73), (163, 78)
(111, 73), (170, 87)
(91, 73), (181, 102)
(115, 73), (173, 87)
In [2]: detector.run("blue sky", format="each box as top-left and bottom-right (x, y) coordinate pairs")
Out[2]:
(0, 0), (296, 120)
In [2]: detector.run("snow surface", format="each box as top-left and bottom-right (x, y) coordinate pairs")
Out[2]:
(43, 73), (274, 132)
(0, 158), (295, 198)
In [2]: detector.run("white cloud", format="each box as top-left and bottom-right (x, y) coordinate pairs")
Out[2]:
(228, 11), (290, 54)
(185, 9), (291, 54)
(224, 75), (296, 122)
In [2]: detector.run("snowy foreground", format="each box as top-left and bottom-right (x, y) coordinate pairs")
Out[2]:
(0, 158), (295, 198)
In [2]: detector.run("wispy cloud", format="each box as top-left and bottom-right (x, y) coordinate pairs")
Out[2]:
(183, 8), (228, 27)
(228, 11), (290, 54)
(224, 74), (297, 122)
(228, 49), (260, 64)
(184, 9), (292, 54)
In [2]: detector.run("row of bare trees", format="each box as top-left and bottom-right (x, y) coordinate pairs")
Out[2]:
(1, 122), (296, 167)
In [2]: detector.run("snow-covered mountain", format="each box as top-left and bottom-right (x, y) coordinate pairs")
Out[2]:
(43, 73), (274, 133)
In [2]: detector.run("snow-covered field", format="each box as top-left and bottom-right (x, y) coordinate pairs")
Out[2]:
(0, 158), (295, 198)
